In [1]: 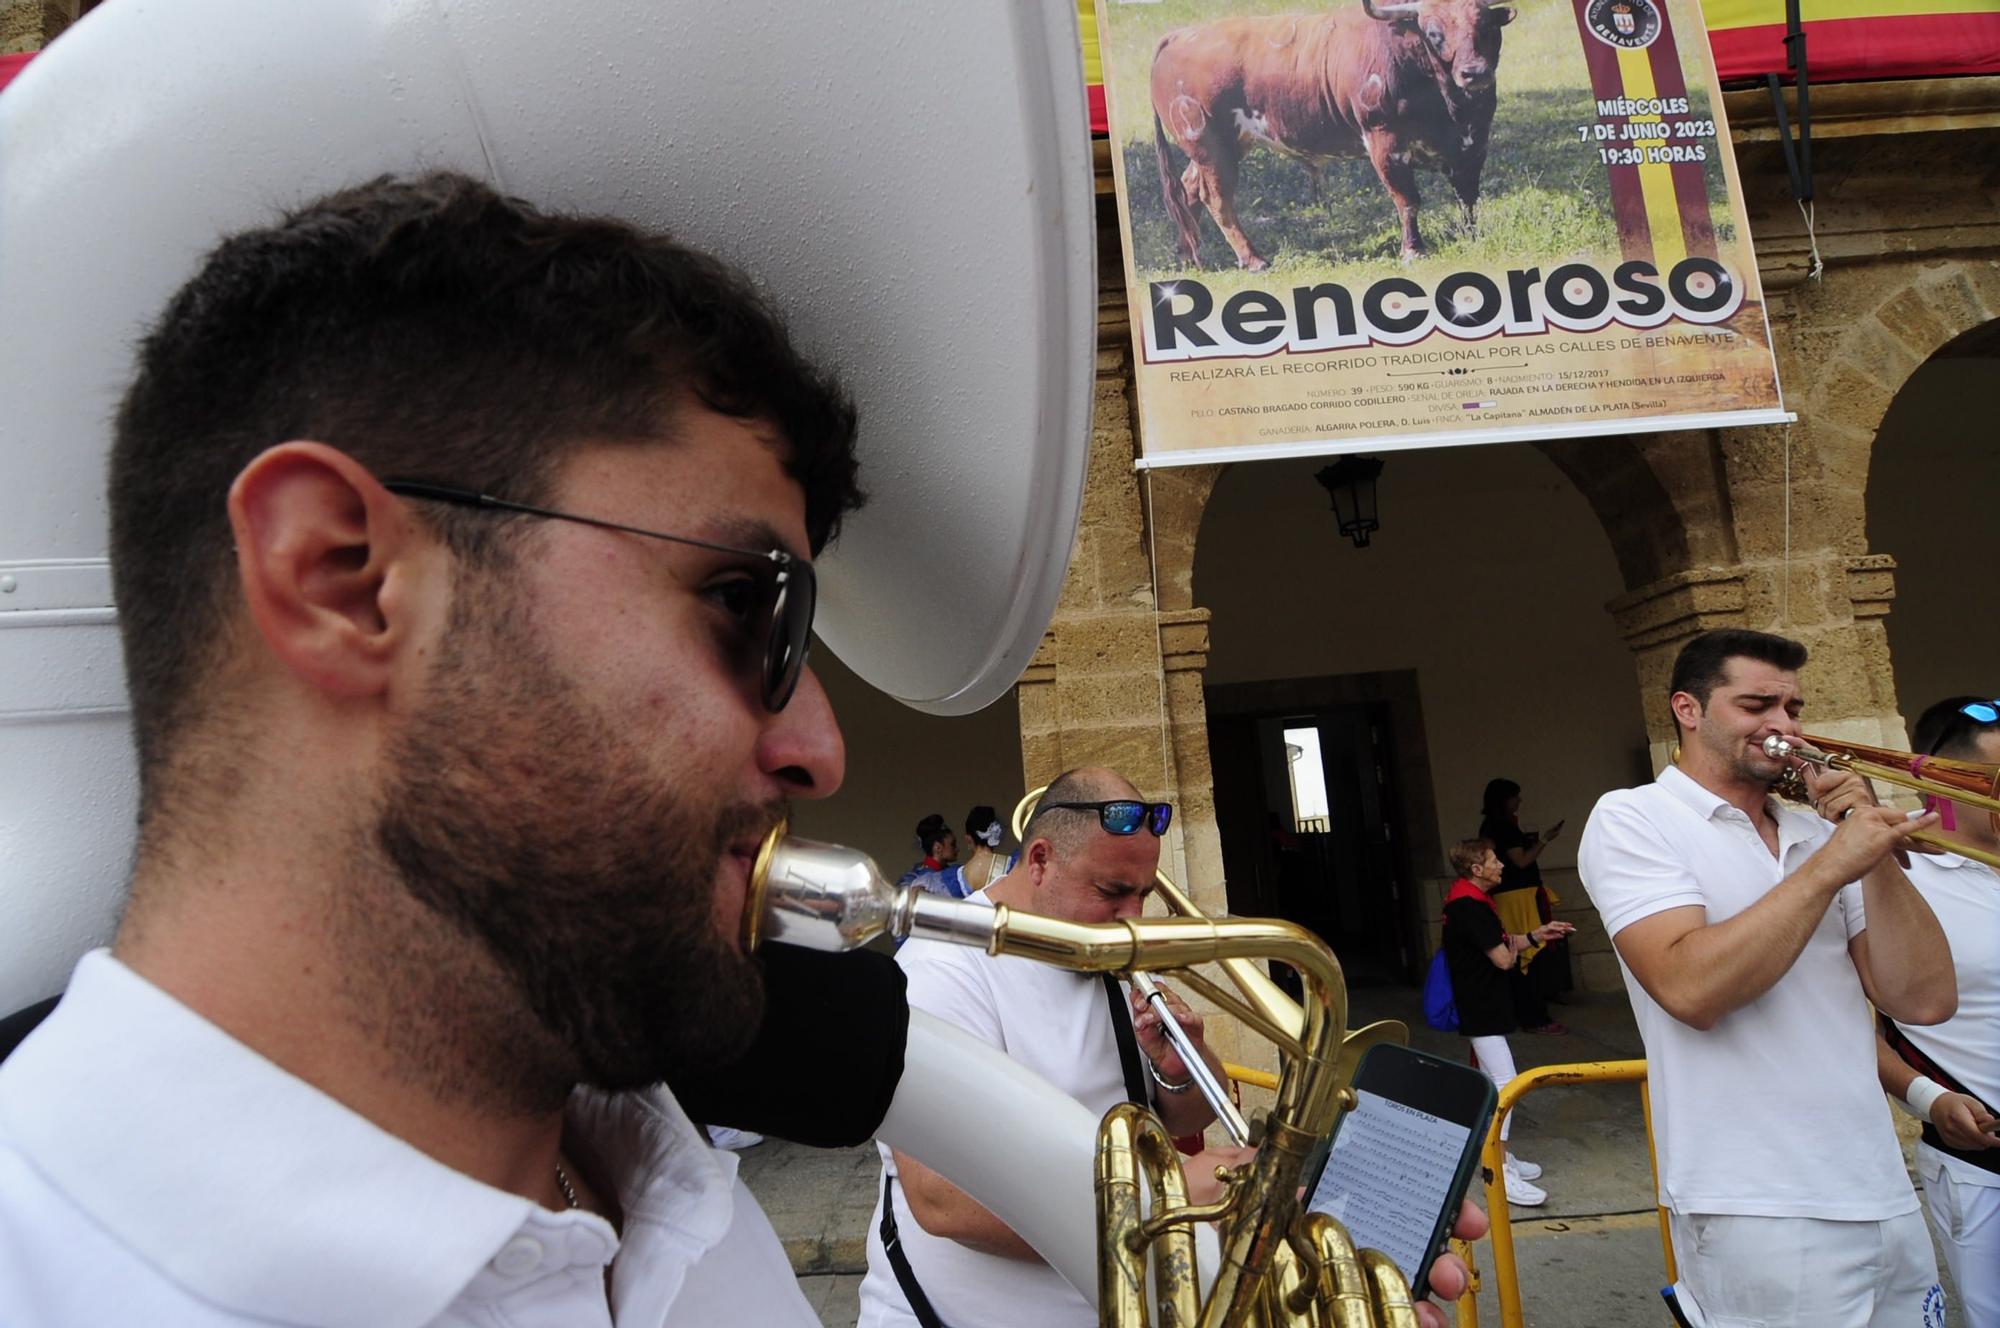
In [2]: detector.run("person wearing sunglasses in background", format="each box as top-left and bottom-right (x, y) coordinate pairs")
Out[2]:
(857, 766), (1229, 1328)
(0, 173), (881, 1327)
(1874, 696), (2000, 1328)
(857, 764), (1485, 1328)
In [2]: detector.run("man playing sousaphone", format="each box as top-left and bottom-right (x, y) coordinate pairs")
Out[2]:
(1579, 629), (1956, 1328)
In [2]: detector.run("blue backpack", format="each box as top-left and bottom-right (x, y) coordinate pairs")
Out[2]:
(1421, 947), (1459, 1032)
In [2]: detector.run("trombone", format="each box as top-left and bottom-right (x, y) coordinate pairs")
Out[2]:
(1763, 733), (2000, 871)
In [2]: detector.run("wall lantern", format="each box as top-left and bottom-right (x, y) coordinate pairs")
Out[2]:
(1314, 455), (1385, 548)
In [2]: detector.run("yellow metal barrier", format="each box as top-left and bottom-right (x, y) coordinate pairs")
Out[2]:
(1224, 1061), (1279, 1092)
(1229, 1056), (1673, 1325)
(1455, 1058), (1675, 1328)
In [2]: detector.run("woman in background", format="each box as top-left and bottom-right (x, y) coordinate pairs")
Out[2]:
(949, 805), (1013, 895)
(1479, 778), (1570, 1034)
(1442, 838), (1575, 1206)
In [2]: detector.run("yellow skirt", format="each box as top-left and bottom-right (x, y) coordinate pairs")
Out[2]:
(1492, 888), (1551, 970)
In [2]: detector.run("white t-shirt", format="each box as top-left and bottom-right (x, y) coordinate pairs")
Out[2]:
(0, 950), (816, 1328)
(857, 891), (1139, 1328)
(1890, 850), (2000, 1191)
(1578, 765), (1916, 1220)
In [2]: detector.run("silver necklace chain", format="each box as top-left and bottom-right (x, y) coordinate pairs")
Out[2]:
(554, 1159), (580, 1210)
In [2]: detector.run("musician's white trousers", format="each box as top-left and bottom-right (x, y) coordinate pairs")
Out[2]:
(1666, 1208), (1941, 1328)
(1919, 1144), (2000, 1328)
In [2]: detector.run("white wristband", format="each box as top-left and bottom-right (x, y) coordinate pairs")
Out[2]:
(1902, 1075), (1947, 1122)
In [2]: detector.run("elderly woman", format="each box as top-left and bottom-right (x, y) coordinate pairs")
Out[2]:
(1443, 837), (1575, 1207)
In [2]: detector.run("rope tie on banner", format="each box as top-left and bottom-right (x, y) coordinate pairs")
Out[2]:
(1781, 420), (1794, 625)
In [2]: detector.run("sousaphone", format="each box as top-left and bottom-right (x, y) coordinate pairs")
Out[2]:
(1, 6), (1423, 1323)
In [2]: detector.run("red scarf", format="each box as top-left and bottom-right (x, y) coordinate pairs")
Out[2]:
(1444, 877), (1497, 915)
(922, 857), (944, 871)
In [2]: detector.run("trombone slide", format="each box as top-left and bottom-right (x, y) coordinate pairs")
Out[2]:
(1129, 970), (1253, 1146)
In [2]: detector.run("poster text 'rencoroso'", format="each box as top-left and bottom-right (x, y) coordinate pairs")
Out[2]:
(1145, 257), (1743, 360)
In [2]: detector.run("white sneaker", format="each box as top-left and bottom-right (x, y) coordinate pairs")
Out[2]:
(705, 1126), (765, 1151)
(1506, 1155), (1542, 1181)
(1502, 1161), (1547, 1206)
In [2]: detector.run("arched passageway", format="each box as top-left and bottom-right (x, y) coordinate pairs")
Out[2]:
(1191, 443), (1646, 991)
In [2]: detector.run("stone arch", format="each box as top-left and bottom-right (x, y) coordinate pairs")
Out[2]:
(1791, 261), (2000, 557)
(1862, 311), (2000, 725)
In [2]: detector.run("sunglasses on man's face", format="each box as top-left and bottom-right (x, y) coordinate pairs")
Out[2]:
(381, 480), (816, 712)
(1043, 799), (1174, 837)
(1959, 699), (2000, 724)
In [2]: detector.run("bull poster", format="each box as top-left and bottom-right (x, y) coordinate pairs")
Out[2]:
(1093, 0), (1790, 468)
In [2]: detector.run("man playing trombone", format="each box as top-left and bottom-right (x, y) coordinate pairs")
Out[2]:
(857, 765), (1482, 1328)
(1578, 629), (1955, 1328)
(1874, 696), (2000, 1328)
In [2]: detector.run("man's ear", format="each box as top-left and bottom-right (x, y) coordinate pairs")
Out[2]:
(1668, 690), (1702, 733)
(227, 442), (432, 700)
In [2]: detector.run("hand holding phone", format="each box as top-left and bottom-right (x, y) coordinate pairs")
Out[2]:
(1541, 818), (1566, 844)
(1303, 1044), (1497, 1301)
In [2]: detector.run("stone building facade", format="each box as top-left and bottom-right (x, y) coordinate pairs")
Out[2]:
(1019, 78), (2000, 1055)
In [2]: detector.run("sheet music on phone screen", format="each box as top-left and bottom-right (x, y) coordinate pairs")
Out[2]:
(1307, 1089), (1473, 1285)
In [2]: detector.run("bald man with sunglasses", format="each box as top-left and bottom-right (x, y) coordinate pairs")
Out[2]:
(855, 765), (1237, 1328)
(858, 765), (1484, 1328)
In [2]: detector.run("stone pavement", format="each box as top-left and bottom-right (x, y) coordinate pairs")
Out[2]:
(741, 984), (1964, 1327)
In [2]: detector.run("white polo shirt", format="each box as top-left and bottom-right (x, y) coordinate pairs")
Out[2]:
(1578, 765), (1917, 1220)
(857, 889), (1134, 1328)
(0, 950), (817, 1327)
(1891, 850), (2000, 1192)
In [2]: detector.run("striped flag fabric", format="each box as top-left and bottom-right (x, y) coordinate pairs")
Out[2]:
(1704, 0), (2000, 82)
(1570, 0), (1720, 273)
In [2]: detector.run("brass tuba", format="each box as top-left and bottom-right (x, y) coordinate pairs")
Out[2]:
(746, 816), (1422, 1327)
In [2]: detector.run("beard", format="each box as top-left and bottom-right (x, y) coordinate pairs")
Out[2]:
(372, 582), (776, 1104)
(1696, 717), (1785, 787)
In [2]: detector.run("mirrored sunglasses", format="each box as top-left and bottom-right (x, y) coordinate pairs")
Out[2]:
(1044, 799), (1174, 837)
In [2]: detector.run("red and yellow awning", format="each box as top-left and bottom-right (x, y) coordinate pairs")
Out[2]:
(1079, 0), (2000, 133)
(1704, 0), (2000, 82)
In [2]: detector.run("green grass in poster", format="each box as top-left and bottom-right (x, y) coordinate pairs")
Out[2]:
(1103, 0), (1730, 291)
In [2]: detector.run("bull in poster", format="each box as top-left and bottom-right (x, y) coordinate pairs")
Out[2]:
(1095, 0), (1789, 467)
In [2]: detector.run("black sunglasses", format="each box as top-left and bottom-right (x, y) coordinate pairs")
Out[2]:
(380, 480), (815, 712)
(1043, 799), (1174, 837)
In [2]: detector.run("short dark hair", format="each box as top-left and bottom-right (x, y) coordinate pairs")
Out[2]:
(1021, 767), (1142, 858)
(1911, 696), (2000, 760)
(110, 171), (862, 797)
(914, 814), (952, 855)
(1668, 629), (1808, 723)
(1448, 838), (1494, 878)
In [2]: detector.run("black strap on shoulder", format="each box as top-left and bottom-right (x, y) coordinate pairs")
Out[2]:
(0, 996), (59, 1065)
(1101, 973), (1149, 1105)
(1881, 1014), (2000, 1177)
(879, 1173), (952, 1328)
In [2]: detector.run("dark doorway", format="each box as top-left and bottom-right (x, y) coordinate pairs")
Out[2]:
(1207, 672), (1438, 988)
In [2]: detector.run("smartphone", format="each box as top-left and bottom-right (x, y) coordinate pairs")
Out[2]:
(1302, 1043), (1497, 1299)
(1545, 818), (1566, 838)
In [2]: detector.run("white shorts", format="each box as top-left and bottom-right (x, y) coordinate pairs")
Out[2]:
(1667, 1209), (1943, 1328)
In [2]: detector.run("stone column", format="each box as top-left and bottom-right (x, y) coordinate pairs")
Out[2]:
(1013, 226), (1256, 1091)
(1, 0), (79, 54)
